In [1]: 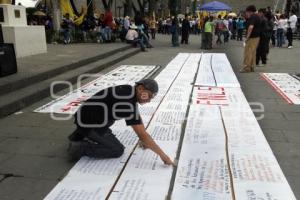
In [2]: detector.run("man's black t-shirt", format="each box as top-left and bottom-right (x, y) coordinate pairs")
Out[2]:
(75, 85), (142, 128)
(246, 14), (261, 38)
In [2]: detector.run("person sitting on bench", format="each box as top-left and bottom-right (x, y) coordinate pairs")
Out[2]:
(126, 24), (152, 51)
(68, 79), (174, 166)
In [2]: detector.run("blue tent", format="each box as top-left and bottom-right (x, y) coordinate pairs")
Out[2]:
(200, 1), (232, 11)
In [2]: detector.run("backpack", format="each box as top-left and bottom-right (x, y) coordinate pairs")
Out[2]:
(216, 21), (226, 32)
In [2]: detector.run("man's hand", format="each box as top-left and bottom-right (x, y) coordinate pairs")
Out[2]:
(132, 124), (175, 166)
(160, 154), (175, 166)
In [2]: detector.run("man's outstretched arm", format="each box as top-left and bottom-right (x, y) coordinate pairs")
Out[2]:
(131, 124), (174, 166)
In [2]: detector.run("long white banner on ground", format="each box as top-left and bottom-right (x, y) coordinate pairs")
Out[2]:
(108, 54), (201, 200)
(172, 84), (296, 199)
(35, 65), (159, 114)
(44, 53), (296, 200)
(261, 73), (300, 105)
(43, 54), (191, 200)
(195, 53), (240, 88)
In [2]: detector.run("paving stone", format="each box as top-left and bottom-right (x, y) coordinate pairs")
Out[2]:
(0, 125), (70, 140)
(254, 111), (285, 120)
(0, 155), (74, 180)
(0, 153), (13, 164)
(0, 137), (7, 143)
(270, 142), (300, 157)
(262, 129), (288, 142)
(0, 138), (68, 157)
(0, 177), (57, 200)
(262, 103), (299, 112)
(259, 119), (300, 131)
(0, 112), (73, 129)
(275, 155), (300, 176)
(286, 175), (300, 199)
(283, 130), (300, 144)
(283, 112), (300, 121)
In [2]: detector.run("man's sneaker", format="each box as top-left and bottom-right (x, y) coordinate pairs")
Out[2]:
(288, 46), (293, 49)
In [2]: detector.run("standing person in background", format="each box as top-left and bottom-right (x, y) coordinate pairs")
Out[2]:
(166, 17), (172, 34)
(215, 15), (226, 45)
(271, 14), (277, 46)
(171, 17), (179, 47)
(256, 9), (268, 67)
(264, 11), (274, 57)
(237, 17), (245, 41)
(181, 14), (190, 44)
(286, 21), (293, 49)
(223, 16), (230, 43)
(240, 5), (261, 73)
(61, 13), (74, 44)
(231, 17), (237, 40)
(288, 11), (298, 48)
(149, 16), (157, 39)
(124, 16), (130, 31)
(103, 9), (113, 42)
(203, 16), (214, 50)
(120, 16), (130, 42)
(201, 16), (209, 49)
(275, 14), (287, 47)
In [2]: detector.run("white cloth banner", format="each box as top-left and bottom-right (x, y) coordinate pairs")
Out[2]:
(35, 65), (158, 114)
(109, 54), (200, 200)
(44, 54), (190, 200)
(261, 73), (300, 105)
(195, 53), (240, 88)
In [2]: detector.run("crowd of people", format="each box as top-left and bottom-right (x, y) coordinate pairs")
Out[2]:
(58, 10), (154, 51)
(240, 5), (299, 73)
(28, 6), (299, 63)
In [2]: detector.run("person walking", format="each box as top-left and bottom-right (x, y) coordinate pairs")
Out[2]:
(240, 5), (261, 73)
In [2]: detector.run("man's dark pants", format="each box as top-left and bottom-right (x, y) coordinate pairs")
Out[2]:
(68, 125), (125, 160)
(256, 36), (268, 65)
(181, 31), (189, 44)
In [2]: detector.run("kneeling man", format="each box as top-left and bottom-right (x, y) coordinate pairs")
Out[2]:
(68, 79), (174, 165)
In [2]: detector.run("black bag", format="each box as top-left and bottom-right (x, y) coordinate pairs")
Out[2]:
(0, 43), (17, 77)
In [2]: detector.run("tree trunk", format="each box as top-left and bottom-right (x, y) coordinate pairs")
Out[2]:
(169, 0), (177, 16)
(124, 0), (133, 17)
(148, 0), (156, 17)
(51, 0), (61, 31)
